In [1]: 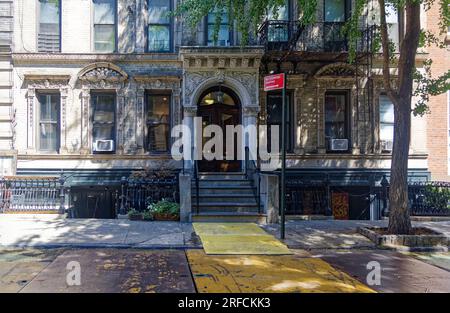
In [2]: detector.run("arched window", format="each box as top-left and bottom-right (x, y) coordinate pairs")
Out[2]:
(198, 86), (239, 107)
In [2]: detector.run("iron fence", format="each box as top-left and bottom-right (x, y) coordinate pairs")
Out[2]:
(283, 176), (450, 218)
(0, 176), (64, 213)
(407, 181), (450, 216)
(119, 173), (179, 213)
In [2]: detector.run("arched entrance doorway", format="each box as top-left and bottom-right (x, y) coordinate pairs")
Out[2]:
(197, 86), (241, 172)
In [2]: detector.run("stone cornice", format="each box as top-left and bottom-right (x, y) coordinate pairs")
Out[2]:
(12, 53), (181, 64)
(24, 74), (71, 82)
(134, 75), (181, 82)
(179, 46), (265, 55)
(180, 46), (264, 70)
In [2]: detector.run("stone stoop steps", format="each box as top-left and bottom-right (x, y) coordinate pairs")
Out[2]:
(191, 172), (266, 223)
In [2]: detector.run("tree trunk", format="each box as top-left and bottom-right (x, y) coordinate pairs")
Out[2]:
(387, 98), (412, 234)
(384, 1), (421, 234)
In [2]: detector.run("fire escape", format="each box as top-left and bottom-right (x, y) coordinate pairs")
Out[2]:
(258, 16), (377, 153)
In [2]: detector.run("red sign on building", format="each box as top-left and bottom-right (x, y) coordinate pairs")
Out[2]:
(263, 73), (285, 91)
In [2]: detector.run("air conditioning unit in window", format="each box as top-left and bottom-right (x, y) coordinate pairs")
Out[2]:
(329, 139), (349, 151)
(381, 140), (393, 152)
(93, 140), (114, 152)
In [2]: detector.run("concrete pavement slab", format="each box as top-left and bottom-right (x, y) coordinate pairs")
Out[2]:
(20, 249), (196, 293)
(0, 249), (63, 293)
(404, 252), (450, 272)
(0, 215), (199, 248)
(262, 220), (383, 249)
(186, 250), (374, 293)
(309, 249), (450, 292)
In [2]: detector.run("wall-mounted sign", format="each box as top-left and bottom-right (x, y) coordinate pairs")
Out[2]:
(264, 73), (285, 91)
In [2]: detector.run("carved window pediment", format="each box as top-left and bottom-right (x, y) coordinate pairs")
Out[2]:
(78, 62), (128, 83)
(315, 63), (361, 78)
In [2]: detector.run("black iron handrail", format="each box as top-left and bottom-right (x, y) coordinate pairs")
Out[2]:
(193, 147), (200, 214)
(245, 146), (261, 213)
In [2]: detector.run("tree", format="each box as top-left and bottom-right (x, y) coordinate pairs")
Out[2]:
(174, 0), (450, 234)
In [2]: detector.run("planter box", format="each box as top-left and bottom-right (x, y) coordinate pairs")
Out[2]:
(153, 213), (179, 221)
(358, 227), (449, 252)
(128, 213), (143, 221)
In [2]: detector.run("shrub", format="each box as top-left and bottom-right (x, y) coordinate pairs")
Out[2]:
(127, 208), (142, 219)
(423, 185), (450, 210)
(148, 199), (180, 216)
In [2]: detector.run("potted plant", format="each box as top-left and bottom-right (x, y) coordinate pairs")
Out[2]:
(127, 208), (143, 221)
(148, 199), (180, 221)
(142, 210), (154, 221)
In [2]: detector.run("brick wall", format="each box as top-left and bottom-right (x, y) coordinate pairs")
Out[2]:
(425, 4), (450, 181)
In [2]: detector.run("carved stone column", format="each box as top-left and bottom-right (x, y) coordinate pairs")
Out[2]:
(136, 87), (145, 153)
(316, 82), (326, 154)
(60, 87), (68, 153)
(80, 88), (91, 154)
(351, 86), (361, 155)
(117, 89), (126, 154)
(183, 106), (197, 171)
(26, 88), (35, 150)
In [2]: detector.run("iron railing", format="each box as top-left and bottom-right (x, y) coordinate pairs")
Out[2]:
(282, 174), (450, 218)
(258, 20), (376, 53)
(120, 173), (179, 213)
(407, 182), (450, 216)
(0, 176), (65, 213)
(245, 147), (261, 213)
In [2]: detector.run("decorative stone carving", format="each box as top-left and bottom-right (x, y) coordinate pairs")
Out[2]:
(183, 106), (198, 116)
(184, 70), (258, 106)
(315, 62), (362, 78)
(78, 62), (128, 83)
(243, 106), (260, 117)
(24, 75), (71, 152)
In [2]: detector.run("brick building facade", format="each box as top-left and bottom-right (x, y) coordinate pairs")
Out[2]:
(425, 3), (450, 181)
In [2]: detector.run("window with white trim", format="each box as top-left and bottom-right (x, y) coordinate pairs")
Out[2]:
(379, 94), (394, 152)
(38, 93), (60, 152)
(93, 0), (116, 52)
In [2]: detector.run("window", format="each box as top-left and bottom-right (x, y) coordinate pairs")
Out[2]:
(145, 94), (170, 153)
(38, 0), (60, 53)
(385, 4), (400, 51)
(325, 92), (349, 150)
(324, 0), (347, 22)
(38, 93), (60, 152)
(379, 95), (394, 150)
(323, 0), (349, 51)
(206, 9), (232, 46)
(148, 0), (172, 52)
(91, 93), (116, 153)
(93, 0), (116, 52)
(267, 0), (290, 43)
(267, 92), (293, 152)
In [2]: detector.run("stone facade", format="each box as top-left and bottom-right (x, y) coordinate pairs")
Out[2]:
(2, 0), (442, 219)
(0, 0), (15, 175)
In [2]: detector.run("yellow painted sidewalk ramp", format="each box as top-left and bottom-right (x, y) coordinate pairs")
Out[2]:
(187, 250), (375, 293)
(193, 223), (292, 255)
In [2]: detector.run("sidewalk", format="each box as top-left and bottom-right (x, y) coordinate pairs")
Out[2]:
(0, 214), (200, 249)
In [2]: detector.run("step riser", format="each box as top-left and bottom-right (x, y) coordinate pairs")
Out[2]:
(198, 180), (252, 187)
(194, 188), (256, 195)
(193, 197), (257, 204)
(192, 215), (267, 224)
(192, 206), (260, 212)
(198, 175), (247, 180)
